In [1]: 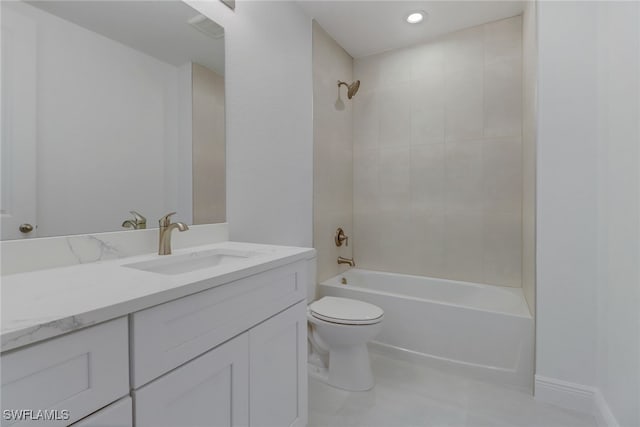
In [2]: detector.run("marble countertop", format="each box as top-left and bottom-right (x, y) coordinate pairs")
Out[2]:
(1, 241), (316, 352)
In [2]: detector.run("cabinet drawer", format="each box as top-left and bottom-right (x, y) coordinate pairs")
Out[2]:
(131, 261), (306, 387)
(1, 318), (129, 427)
(70, 397), (132, 427)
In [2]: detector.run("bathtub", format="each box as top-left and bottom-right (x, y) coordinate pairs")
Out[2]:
(319, 269), (534, 391)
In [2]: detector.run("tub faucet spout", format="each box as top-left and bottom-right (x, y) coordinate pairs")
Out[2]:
(337, 256), (355, 267)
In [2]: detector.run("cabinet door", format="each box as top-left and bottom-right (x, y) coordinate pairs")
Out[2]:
(70, 397), (132, 427)
(249, 302), (307, 427)
(134, 333), (249, 427)
(1, 318), (129, 427)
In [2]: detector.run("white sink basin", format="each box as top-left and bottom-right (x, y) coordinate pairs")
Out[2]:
(124, 249), (259, 275)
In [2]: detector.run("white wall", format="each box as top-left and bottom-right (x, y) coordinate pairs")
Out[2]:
(186, 0), (313, 248)
(5, 0), (313, 243)
(536, 2), (640, 424)
(4, 1), (185, 237)
(595, 2), (640, 426)
(312, 22), (353, 282)
(536, 0), (599, 388)
(352, 16), (524, 287)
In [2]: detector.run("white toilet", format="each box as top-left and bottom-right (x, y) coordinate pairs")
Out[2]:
(307, 296), (384, 391)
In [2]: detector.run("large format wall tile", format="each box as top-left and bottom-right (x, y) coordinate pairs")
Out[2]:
(482, 138), (523, 213)
(444, 142), (485, 213)
(313, 23), (354, 281)
(484, 16), (523, 65)
(378, 147), (411, 210)
(410, 144), (446, 212)
(379, 85), (412, 147)
(484, 58), (523, 138)
(353, 15), (524, 287)
(443, 25), (485, 74)
(445, 67), (485, 142)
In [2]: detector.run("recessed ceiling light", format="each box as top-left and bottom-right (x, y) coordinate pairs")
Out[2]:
(406, 11), (426, 24)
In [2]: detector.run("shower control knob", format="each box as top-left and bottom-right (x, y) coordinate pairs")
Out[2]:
(19, 223), (34, 233)
(335, 227), (349, 247)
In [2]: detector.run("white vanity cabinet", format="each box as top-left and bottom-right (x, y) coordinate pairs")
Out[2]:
(131, 260), (310, 427)
(2, 250), (314, 427)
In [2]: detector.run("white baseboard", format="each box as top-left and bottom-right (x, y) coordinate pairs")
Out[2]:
(535, 375), (596, 413)
(534, 375), (619, 427)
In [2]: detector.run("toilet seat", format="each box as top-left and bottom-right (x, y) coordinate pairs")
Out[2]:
(309, 296), (383, 325)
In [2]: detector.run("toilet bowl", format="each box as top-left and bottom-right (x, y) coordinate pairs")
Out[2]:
(307, 296), (384, 391)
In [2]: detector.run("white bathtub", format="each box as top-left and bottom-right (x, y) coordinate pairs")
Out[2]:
(320, 269), (534, 390)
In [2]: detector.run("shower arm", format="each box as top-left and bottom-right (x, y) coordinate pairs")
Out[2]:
(336, 79), (360, 99)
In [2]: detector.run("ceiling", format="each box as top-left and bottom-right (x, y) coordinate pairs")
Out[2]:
(28, 1), (225, 75)
(297, 0), (525, 58)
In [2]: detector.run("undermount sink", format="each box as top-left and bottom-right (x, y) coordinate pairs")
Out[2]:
(124, 249), (260, 275)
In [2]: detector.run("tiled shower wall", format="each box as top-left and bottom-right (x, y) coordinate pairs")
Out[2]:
(353, 16), (523, 287)
(313, 22), (354, 282)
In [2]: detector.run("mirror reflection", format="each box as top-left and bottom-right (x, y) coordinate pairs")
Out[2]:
(1, 1), (226, 240)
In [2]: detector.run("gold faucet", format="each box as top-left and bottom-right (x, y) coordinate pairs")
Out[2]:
(337, 256), (355, 267)
(122, 211), (147, 229)
(335, 228), (349, 247)
(158, 212), (189, 255)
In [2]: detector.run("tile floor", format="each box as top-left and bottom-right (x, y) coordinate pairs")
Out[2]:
(308, 353), (597, 427)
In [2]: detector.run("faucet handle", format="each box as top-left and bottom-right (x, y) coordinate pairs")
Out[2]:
(129, 211), (146, 228)
(130, 210), (146, 222)
(159, 212), (177, 227)
(335, 227), (349, 247)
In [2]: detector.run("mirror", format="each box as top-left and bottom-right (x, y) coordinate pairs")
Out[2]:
(1, 0), (226, 240)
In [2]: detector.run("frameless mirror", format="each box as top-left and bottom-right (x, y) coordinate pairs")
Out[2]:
(1, 0), (226, 240)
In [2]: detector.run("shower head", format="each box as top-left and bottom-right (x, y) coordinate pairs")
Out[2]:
(338, 80), (360, 99)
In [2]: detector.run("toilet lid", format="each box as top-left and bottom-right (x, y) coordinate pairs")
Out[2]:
(309, 297), (384, 325)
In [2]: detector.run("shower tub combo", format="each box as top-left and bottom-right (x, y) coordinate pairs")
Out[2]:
(319, 269), (534, 390)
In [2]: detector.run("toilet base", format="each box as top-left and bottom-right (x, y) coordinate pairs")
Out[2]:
(308, 343), (374, 391)
(307, 362), (329, 383)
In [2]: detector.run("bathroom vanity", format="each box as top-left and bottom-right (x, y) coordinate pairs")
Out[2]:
(1, 241), (315, 427)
